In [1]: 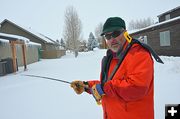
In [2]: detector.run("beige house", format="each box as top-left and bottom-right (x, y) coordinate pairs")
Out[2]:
(0, 19), (65, 59)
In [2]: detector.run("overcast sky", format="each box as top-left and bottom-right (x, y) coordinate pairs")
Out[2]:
(0, 0), (180, 40)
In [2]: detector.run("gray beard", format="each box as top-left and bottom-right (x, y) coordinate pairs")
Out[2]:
(110, 38), (126, 53)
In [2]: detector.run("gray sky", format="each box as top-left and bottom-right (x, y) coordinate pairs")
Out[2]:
(0, 0), (180, 40)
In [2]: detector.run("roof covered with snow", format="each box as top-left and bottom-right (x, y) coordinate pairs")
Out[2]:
(157, 6), (180, 17)
(128, 16), (180, 34)
(0, 38), (9, 43)
(0, 19), (57, 44)
(0, 32), (41, 46)
(0, 32), (30, 43)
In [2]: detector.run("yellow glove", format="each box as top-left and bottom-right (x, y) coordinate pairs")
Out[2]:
(91, 84), (105, 105)
(70, 80), (88, 94)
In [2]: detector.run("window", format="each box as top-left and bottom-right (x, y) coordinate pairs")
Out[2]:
(143, 36), (148, 44)
(160, 30), (170, 46)
(138, 35), (148, 44)
(165, 14), (170, 20)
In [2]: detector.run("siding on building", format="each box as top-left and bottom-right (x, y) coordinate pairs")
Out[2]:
(158, 6), (180, 22)
(0, 39), (41, 66)
(129, 7), (180, 56)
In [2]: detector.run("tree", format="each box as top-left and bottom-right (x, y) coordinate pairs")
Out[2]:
(94, 23), (103, 43)
(63, 6), (82, 57)
(128, 17), (154, 30)
(94, 22), (106, 49)
(60, 38), (65, 48)
(87, 32), (98, 51)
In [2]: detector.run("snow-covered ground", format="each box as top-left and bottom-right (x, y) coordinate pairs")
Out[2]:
(0, 49), (180, 119)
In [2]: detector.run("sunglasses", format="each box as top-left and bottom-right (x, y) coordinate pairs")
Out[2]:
(104, 30), (124, 40)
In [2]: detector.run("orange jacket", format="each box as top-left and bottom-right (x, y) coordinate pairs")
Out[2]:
(88, 43), (154, 119)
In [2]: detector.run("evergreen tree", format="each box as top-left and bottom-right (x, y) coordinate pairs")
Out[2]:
(87, 32), (98, 51)
(60, 38), (65, 48)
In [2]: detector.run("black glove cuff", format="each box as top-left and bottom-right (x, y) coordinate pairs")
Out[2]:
(83, 81), (89, 92)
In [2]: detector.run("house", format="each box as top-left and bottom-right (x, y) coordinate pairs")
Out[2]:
(0, 19), (65, 59)
(158, 6), (180, 22)
(129, 6), (180, 56)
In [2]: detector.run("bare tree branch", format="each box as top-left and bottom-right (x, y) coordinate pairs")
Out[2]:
(128, 17), (154, 30)
(63, 6), (82, 57)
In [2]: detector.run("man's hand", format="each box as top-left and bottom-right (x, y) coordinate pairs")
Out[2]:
(71, 80), (88, 94)
(91, 84), (105, 105)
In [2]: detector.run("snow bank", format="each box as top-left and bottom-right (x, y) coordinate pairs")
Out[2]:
(0, 49), (179, 119)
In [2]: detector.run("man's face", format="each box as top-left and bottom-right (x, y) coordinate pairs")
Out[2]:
(104, 30), (126, 52)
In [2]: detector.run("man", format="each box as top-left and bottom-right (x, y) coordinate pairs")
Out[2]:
(71, 17), (163, 119)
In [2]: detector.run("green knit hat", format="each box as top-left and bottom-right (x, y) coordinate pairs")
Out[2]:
(101, 17), (126, 36)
